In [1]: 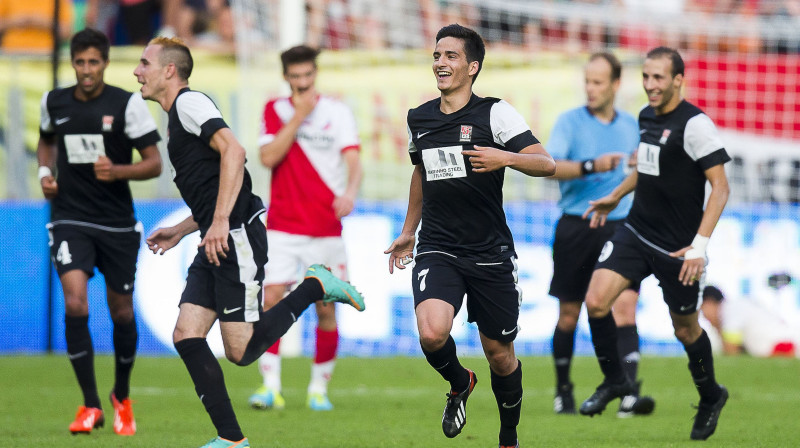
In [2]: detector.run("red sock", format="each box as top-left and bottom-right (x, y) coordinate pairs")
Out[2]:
(314, 328), (338, 363)
(266, 339), (280, 355)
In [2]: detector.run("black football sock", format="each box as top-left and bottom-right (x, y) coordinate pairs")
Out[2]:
(616, 324), (640, 384)
(236, 279), (323, 366)
(552, 326), (575, 387)
(422, 335), (470, 393)
(683, 330), (722, 403)
(112, 316), (138, 401)
(175, 338), (243, 441)
(492, 360), (522, 447)
(65, 315), (101, 409)
(588, 313), (626, 384)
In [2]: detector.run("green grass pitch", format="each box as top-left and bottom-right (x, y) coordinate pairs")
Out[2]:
(1, 354), (798, 447)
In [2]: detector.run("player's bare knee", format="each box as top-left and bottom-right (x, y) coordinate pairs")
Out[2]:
(486, 350), (517, 376)
(63, 294), (88, 316)
(557, 313), (579, 331)
(225, 346), (245, 364)
(585, 295), (612, 319)
(418, 330), (449, 352)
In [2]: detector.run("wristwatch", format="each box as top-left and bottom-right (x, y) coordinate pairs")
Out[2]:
(581, 159), (595, 175)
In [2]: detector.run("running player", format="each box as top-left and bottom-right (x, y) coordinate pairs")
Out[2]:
(547, 51), (654, 417)
(580, 47), (730, 441)
(38, 28), (162, 436)
(250, 44), (363, 412)
(134, 37), (364, 448)
(385, 24), (555, 448)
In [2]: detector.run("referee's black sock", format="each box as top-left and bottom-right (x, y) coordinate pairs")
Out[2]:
(112, 316), (138, 401)
(616, 324), (640, 384)
(552, 326), (575, 387)
(236, 279), (323, 366)
(65, 315), (101, 409)
(683, 330), (723, 403)
(491, 360), (522, 447)
(588, 313), (626, 384)
(422, 335), (470, 393)
(175, 338), (243, 442)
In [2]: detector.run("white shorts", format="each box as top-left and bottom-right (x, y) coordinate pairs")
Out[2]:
(265, 230), (348, 285)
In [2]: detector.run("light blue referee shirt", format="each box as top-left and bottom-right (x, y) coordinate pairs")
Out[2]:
(547, 106), (639, 219)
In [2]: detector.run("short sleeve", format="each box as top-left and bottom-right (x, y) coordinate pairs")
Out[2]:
(407, 123), (421, 165)
(176, 91), (227, 143)
(684, 114), (724, 161)
(336, 102), (360, 152)
(39, 92), (54, 134)
(124, 93), (159, 140)
(547, 113), (572, 160)
(489, 100), (531, 147)
(258, 99), (280, 147)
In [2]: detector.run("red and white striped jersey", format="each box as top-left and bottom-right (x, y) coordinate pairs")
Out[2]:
(259, 95), (360, 237)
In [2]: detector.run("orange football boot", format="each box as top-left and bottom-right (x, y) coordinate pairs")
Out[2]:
(69, 405), (104, 434)
(110, 392), (137, 436)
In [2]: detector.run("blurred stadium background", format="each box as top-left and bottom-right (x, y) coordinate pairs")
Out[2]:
(2, 0), (800, 362)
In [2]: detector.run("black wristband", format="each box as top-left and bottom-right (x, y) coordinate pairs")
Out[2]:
(581, 159), (595, 175)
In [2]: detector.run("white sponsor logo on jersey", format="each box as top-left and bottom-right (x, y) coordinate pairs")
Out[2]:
(421, 146), (467, 181)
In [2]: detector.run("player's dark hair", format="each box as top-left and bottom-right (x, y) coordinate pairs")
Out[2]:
(435, 24), (485, 84)
(646, 46), (685, 77)
(589, 51), (622, 82)
(702, 285), (725, 303)
(71, 28), (110, 61)
(149, 36), (194, 80)
(280, 45), (321, 74)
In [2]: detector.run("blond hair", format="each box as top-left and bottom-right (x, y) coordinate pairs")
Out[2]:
(149, 36), (193, 80)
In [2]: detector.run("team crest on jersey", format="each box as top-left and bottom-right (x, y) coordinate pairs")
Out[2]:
(659, 129), (671, 145)
(102, 115), (114, 132)
(459, 125), (473, 142)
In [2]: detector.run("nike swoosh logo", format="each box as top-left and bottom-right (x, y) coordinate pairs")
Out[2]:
(501, 326), (518, 336)
(680, 304), (695, 311)
(502, 397), (522, 408)
(417, 131), (431, 139)
(223, 306), (242, 314)
(55, 117), (71, 125)
(68, 350), (88, 360)
(639, 129), (647, 134)
(119, 356), (135, 364)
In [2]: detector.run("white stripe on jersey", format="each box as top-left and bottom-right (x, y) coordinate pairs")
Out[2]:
(489, 100), (531, 147)
(684, 113), (725, 161)
(40, 91), (53, 132)
(124, 93), (158, 140)
(176, 91), (224, 137)
(231, 224), (262, 322)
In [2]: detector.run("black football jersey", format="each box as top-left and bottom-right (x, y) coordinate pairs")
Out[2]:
(407, 94), (539, 260)
(628, 100), (731, 251)
(39, 85), (160, 227)
(167, 88), (263, 233)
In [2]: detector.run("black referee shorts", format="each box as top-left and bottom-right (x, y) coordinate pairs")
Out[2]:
(549, 215), (639, 302)
(47, 221), (141, 294)
(595, 224), (701, 315)
(412, 252), (522, 343)
(180, 219), (268, 322)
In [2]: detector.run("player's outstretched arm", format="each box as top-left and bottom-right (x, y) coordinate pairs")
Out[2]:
(37, 135), (59, 199)
(469, 143), (556, 177)
(669, 164), (729, 286)
(94, 145), (162, 182)
(147, 215), (199, 255)
(385, 165), (423, 274)
(582, 170), (638, 228)
(550, 153), (625, 180)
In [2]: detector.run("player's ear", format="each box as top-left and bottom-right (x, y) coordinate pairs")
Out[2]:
(165, 62), (177, 79)
(673, 73), (684, 89)
(468, 61), (479, 77)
